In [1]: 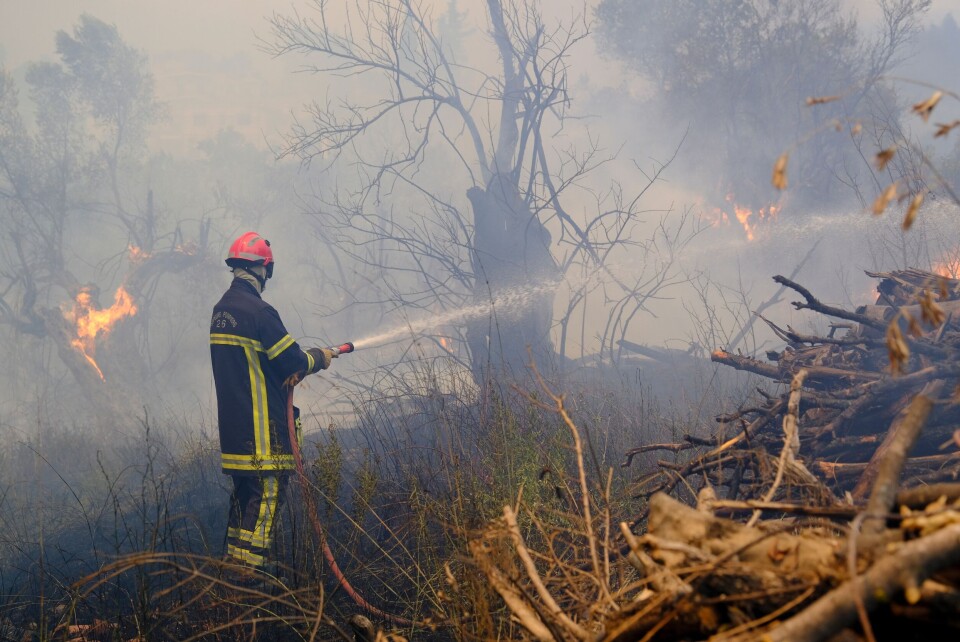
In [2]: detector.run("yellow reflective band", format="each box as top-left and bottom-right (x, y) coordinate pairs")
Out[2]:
(305, 352), (315, 372)
(210, 333), (264, 351)
(241, 477), (279, 549)
(221, 453), (293, 460)
(235, 527), (271, 548)
(244, 345), (269, 460)
(226, 543), (265, 567)
(221, 454), (294, 471)
(236, 530), (265, 548)
(266, 334), (295, 360)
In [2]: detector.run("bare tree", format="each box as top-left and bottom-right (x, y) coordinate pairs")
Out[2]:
(267, 0), (697, 384)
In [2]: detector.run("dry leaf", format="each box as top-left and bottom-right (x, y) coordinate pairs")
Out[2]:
(912, 91), (943, 122)
(919, 289), (946, 327)
(767, 538), (791, 562)
(772, 153), (789, 190)
(924, 496), (949, 513)
(872, 182), (898, 215)
(906, 313), (923, 338)
(806, 95), (840, 105)
(902, 192), (924, 230)
(905, 584), (922, 605)
(444, 562), (459, 590)
(935, 120), (960, 138)
(697, 606), (720, 631)
(885, 319), (909, 375)
(875, 146), (896, 171)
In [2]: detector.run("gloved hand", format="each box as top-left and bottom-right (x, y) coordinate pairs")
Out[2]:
(306, 347), (337, 374)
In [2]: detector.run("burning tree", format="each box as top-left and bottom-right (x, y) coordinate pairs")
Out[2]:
(0, 16), (207, 422)
(267, 0), (698, 383)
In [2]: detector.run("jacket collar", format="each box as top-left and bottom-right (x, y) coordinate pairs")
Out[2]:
(231, 276), (262, 299)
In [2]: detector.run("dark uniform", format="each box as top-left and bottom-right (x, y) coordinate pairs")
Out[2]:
(210, 276), (317, 568)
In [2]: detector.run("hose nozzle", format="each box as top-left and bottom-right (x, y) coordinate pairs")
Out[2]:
(331, 341), (355, 356)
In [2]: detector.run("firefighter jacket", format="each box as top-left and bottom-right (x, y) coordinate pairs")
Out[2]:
(210, 277), (316, 475)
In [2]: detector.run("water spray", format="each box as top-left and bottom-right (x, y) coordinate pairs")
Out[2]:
(345, 279), (567, 352)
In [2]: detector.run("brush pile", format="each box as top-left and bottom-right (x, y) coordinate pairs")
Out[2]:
(696, 268), (960, 501)
(464, 269), (960, 641)
(619, 268), (960, 639)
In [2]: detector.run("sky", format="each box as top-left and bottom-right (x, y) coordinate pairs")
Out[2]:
(5, 0), (957, 157)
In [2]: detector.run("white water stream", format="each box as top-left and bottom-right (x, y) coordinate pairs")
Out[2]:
(350, 280), (564, 350)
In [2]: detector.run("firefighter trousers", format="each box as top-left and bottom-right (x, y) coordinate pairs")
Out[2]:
(225, 473), (289, 570)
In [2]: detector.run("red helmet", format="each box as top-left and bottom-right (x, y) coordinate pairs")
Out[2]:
(225, 232), (274, 279)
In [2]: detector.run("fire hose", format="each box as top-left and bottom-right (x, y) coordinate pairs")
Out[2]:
(285, 341), (415, 626)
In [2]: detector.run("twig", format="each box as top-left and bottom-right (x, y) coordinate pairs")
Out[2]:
(621, 442), (695, 467)
(710, 350), (780, 378)
(713, 586), (816, 640)
(847, 512), (878, 642)
(619, 523), (692, 595)
(528, 362), (612, 605)
(503, 505), (591, 641)
(765, 523), (960, 642)
(727, 240), (821, 353)
(748, 370), (808, 527)
(774, 274), (887, 330)
(861, 382), (942, 536)
(813, 364), (959, 437)
(710, 499), (860, 519)
(897, 483), (960, 508)
(774, 275), (947, 359)
(468, 537), (555, 642)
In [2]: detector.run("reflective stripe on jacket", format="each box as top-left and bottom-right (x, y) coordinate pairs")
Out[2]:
(210, 278), (309, 475)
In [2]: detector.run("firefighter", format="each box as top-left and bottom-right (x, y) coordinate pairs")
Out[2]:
(210, 231), (335, 573)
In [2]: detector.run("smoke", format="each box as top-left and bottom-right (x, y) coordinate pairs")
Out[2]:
(0, 1), (956, 436)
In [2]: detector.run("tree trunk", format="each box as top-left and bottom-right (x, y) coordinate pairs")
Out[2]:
(466, 174), (559, 382)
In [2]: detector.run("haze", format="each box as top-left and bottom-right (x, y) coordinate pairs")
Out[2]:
(1, 0), (959, 427)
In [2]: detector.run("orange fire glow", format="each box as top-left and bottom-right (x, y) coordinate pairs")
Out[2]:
(68, 286), (138, 380)
(439, 336), (453, 353)
(710, 194), (780, 241)
(128, 244), (152, 264)
(932, 258), (960, 280)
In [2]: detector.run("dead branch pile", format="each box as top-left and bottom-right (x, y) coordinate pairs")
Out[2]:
(657, 268), (960, 503)
(462, 270), (960, 641)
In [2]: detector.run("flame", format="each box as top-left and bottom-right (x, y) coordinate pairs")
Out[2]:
(128, 244), (152, 264)
(705, 209), (730, 228)
(709, 195), (780, 241)
(68, 286), (138, 380)
(932, 257), (960, 280)
(439, 336), (454, 354)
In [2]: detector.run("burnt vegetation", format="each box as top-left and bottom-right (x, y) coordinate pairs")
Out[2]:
(1, 1), (960, 641)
